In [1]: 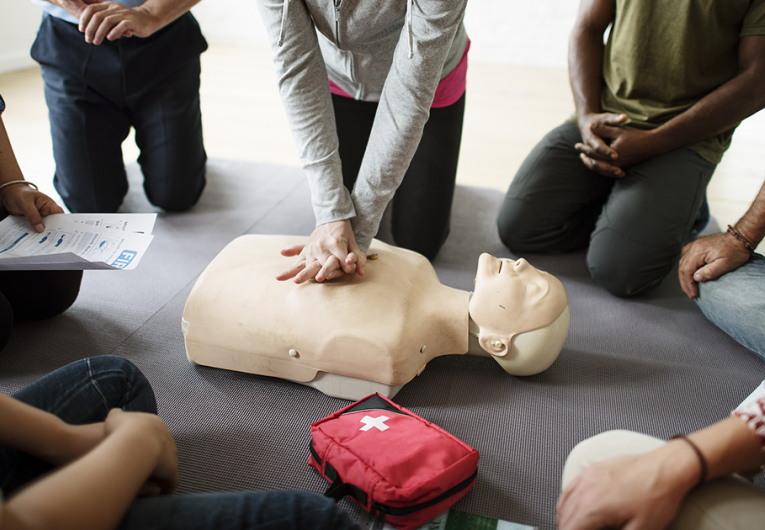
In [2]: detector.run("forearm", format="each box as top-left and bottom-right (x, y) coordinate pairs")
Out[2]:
(626, 416), (765, 504)
(0, 393), (94, 465)
(256, 0), (352, 226)
(0, 117), (25, 185)
(687, 416), (765, 482)
(733, 180), (765, 248)
(568, 23), (605, 119)
(650, 36), (765, 155)
(131, 0), (202, 35)
(351, 0), (466, 250)
(2, 426), (161, 530)
(568, 0), (613, 120)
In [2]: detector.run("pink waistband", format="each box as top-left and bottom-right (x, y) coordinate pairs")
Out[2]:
(329, 39), (470, 108)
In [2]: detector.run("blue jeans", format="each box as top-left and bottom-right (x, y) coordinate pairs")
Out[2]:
(696, 253), (765, 361)
(0, 356), (360, 530)
(120, 490), (361, 530)
(0, 355), (156, 495)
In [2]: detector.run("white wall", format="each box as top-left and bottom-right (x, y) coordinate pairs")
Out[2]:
(0, 0), (579, 74)
(0, 1), (42, 74)
(465, 0), (578, 67)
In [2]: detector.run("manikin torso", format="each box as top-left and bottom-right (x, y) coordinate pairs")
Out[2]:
(183, 235), (569, 399)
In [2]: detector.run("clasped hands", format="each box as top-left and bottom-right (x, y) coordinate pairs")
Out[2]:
(576, 112), (662, 178)
(276, 219), (367, 284)
(52, 408), (179, 497)
(60, 0), (158, 45)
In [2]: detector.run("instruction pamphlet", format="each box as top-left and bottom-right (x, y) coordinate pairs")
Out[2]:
(382, 509), (536, 530)
(0, 213), (156, 271)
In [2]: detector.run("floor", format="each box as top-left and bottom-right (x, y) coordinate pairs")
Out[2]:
(1, 44), (763, 251)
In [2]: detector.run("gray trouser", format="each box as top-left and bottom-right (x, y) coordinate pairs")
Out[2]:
(562, 430), (765, 530)
(497, 121), (716, 297)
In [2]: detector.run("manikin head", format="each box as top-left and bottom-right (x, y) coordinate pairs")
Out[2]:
(469, 253), (569, 375)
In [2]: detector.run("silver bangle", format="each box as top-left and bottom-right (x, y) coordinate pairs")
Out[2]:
(0, 180), (38, 193)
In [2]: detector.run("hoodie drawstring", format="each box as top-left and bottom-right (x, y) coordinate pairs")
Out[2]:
(406, 0), (413, 58)
(279, 0), (412, 57)
(278, 0), (291, 47)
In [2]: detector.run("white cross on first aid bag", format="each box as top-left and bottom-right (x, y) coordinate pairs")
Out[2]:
(308, 393), (479, 530)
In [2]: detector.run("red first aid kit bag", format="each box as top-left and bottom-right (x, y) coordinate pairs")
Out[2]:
(308, 393), (479, 530)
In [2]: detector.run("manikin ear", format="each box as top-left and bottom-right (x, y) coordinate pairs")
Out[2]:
(478, 334), (510, 357)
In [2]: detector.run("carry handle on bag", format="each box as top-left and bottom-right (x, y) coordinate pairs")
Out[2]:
(308, 393), (479, 530)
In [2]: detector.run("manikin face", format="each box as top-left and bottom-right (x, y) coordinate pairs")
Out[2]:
(469, 253), (567, 354)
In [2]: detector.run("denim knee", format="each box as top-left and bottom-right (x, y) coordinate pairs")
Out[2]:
(85, 356), (157, 414)
(695, 255), (765, 359)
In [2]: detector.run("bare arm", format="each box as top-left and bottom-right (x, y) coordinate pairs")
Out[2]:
(1, 409), (178, 530)
(568, 0), (626, 177)
(0, 115), (64, 231)
(679, 179), (765, 298)
(557, 414), (765, 530)
(44, 0), (202, 44)
(0, 392), (104, 466)
(578, 34), (765, 174)
(649, 36), (765, 155)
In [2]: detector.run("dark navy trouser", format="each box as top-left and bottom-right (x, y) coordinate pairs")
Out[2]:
(31, 13), (208, 213)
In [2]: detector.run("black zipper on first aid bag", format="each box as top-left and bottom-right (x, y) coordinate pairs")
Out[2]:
(310, 441), (478, 515)
(372, 468), (478, 516)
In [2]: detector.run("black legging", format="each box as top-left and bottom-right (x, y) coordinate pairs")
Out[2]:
(0, 208), (83, 351)
(332, 92), (466, 260)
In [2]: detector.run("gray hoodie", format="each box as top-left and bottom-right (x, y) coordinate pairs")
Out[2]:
(257, 0), (468, 251)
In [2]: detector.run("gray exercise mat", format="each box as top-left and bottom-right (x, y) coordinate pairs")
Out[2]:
(0, 158), (762, 529)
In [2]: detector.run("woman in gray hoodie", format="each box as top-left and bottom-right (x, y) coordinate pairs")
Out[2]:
(257, 0), (469, 284)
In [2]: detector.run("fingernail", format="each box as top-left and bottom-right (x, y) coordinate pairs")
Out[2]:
(35, 223), (44, 232)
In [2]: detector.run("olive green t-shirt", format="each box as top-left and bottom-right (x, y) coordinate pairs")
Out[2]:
(590, 0), (765, 164)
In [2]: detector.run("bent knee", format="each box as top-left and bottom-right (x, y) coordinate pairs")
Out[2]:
(587, 231), (676, 297)
(497, 199), (544, 252)
(10, 270), (83, 320)
(144, 170), (207, 212)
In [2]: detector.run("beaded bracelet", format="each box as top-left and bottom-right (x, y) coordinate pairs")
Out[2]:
(727, 225), (755, 254)
(0, 180), (38, 193)
(670, 434), (708, 490)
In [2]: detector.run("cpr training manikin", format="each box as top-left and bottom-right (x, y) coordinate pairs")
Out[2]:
(182, 235), (570, 400)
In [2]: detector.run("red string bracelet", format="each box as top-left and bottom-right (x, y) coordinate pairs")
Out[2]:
(727, 225), (755, 254)
(670, 434), (708, 489)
